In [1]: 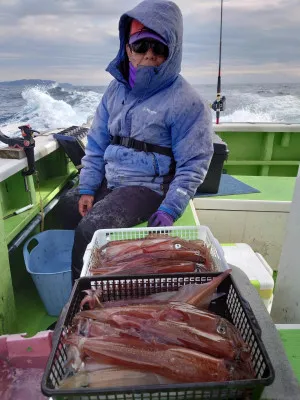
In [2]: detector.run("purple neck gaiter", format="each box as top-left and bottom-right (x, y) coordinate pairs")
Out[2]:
(129, 62), (137, 88)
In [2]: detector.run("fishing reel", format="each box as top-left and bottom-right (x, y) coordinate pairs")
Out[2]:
(0, 124), (40, 176)
(211, 96), (226, 112)
(19, 125), (39, 146)
(19, 125), (39, 176)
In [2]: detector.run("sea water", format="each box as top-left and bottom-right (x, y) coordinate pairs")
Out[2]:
(1, 81), (300, 137)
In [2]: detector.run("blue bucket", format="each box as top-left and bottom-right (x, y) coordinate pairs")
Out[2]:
(23, 230), (74, 316)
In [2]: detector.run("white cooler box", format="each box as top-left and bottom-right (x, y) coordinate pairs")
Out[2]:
(221, 243), (274, 312)
(81, 226), (228, 277)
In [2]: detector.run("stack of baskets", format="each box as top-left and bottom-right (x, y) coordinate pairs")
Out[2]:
(42, 226), (275, 399)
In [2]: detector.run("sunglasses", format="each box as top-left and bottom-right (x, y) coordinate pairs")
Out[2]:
(130, 39), (168, 57)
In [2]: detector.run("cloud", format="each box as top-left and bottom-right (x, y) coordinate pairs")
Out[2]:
(0, 0), (299, 84)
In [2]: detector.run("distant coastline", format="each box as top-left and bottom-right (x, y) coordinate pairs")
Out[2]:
(0, 79), (72, 87)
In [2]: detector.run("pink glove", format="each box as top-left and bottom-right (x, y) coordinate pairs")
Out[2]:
(148, 210), (174, 227)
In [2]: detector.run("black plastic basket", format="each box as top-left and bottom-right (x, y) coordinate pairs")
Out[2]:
(41, 273), (275, 399)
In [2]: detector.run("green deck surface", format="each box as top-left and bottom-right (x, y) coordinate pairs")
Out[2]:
(136, 201), (197, 227)
(14, 275), (57, 336)
(279, 330), (300, 383)
(175, 203), (197, 226)
(196, 175), (296, 202)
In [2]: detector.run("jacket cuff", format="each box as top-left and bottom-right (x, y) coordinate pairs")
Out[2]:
(158, 205), (178, 220)
(79, 189), (95, 196)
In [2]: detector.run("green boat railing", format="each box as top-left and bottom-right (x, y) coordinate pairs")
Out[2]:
(215, 123), (300, 177)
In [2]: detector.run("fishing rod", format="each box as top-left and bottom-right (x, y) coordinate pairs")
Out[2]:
(211, 0), (226, 124)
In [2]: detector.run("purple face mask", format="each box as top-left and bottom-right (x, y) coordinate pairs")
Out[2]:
(129, 62), (137, 88)
(128, 29), (167, 89)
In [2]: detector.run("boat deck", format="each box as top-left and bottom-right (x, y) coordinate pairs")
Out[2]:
(195, 175), (296, 202)
(217, 175), (295, 201)
(11, 175), (297, 334)
(278, 328), (300, 383)
(12, 201), (198, 336)
(4, 164), (300, 390)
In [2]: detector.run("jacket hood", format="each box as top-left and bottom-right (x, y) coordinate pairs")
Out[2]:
(106, 0), (183, 96)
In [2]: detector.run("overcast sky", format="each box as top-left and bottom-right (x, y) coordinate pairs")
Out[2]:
(0, 0), (299, 86)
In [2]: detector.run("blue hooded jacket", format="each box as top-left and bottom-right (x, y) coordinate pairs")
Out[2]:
(79, 0), (214, 220)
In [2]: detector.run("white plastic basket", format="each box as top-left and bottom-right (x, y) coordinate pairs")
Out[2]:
(81, 226), (228, 277)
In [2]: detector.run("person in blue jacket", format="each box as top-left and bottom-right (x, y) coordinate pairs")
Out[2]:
(59, 0), (214, 282)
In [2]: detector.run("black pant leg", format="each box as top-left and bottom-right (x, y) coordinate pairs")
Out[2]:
(56, 187), (82, 230)
(71, 186), (164, 282)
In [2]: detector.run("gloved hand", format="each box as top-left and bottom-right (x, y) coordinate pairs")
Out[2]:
(147, 210), (174, 227)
